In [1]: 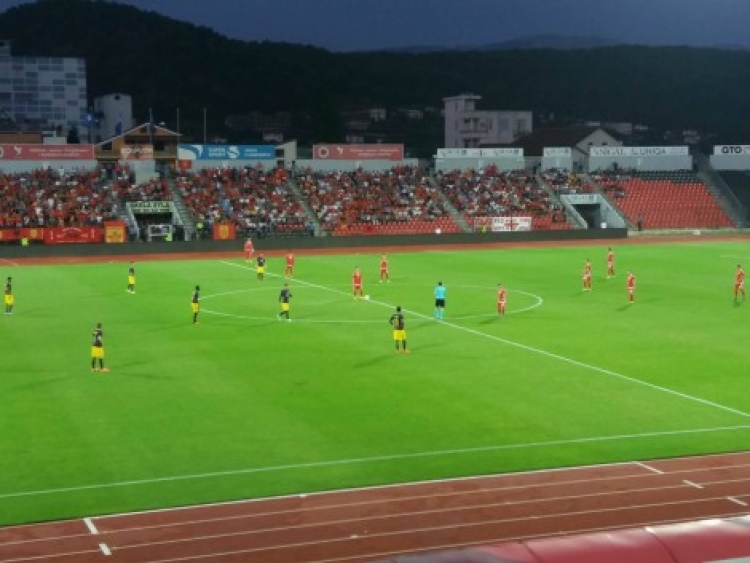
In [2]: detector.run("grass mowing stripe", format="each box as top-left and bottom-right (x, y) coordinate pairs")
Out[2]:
(2, 423), (750, 501)
(220, 260), (750, 420)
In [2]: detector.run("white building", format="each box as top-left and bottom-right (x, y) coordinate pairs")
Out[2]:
(443, 93), (532, 148)
(0, 39), (87, 132)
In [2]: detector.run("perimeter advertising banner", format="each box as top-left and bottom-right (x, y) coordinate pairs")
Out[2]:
(178, 144), (276, 160)
(491, 216), (532, 232)
(0, 144), (95, 160)
(44, 227), (103, 244)
(104, 221), (127, 243)
(312, 144), (404, 160)
(0, 228), (45, 241)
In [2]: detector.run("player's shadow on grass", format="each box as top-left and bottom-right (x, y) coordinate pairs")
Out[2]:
(7, 374), (70, 391)
(114, 361), (176, 380)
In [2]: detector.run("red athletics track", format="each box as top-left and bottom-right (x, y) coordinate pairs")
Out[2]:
(3, 451), (750, 562)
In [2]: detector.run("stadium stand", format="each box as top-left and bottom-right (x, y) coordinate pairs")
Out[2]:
(0, 168), (122, 229)
(176, 167), (308, 237)
(294, 166), (461, 235)
(436, 166), (571, 230)
(592, 170), (734, 229)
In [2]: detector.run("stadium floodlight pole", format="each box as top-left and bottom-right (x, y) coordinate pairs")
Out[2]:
(148, 107), (155, 146)
(203, 107), (207, 144)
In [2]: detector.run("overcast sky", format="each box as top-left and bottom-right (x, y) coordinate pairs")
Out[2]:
(3, 0), (750, 52)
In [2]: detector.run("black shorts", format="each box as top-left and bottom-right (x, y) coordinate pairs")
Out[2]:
(435, 298), (445, 307)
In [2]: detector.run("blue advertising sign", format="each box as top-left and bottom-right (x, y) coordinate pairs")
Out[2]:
(178, 144), (276, 160)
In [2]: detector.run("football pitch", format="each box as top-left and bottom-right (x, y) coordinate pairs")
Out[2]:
(1, 239), (749, 526)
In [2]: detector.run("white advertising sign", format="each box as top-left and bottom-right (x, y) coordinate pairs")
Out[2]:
(713, 145), (750, 155)
(590, 146), (689, 157)
(437, 147), (523, 158)
(543, 147), (572, 156)
(491, 216), (532, 232)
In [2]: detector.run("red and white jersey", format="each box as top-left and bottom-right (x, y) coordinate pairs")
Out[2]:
(583, 262), (592, 278)
(607, 250), (614, 265)
(380, 257), (388, 271)
(627, 273), (636, 290)
(286, 253), (294, 266)
(736, 268), (745, 286)
(244, 240), (254, 253)
(352, 271), (363, 286)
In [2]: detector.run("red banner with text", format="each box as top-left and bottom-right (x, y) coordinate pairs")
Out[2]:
(43, 227), (103, 244)
(312, 144), (404, 161)
(0, 144), (95, 160)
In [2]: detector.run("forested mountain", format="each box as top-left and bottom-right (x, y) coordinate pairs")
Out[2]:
(2, 0), (750, 150)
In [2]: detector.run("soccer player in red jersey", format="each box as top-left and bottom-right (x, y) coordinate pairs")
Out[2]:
(379, 254), (390, 283)
(735, 264), (746, 302)
(606, 247), (615, 279)
(582, 259), (592, 291)
(497, 283), (507, 317)
(352, 267), (364, 299)
(627, 271), (636, 304)
(285, 252), (295, 278)
(243, 238), (254, 263)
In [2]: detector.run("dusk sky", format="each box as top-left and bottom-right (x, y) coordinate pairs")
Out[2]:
(3, 0), (750, 52)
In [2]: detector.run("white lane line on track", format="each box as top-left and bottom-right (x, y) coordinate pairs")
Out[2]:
(99, 542), (112, 556)
(87, 498), (750, 562)
(220, 261), (750, 420)
(634, 462), (664, 474)
(683, 480), (703, 489)
(83, 517), (98, 534)
(727, 496), (748, 506)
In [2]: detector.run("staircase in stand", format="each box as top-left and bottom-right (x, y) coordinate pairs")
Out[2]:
(167, 178), (197, 240)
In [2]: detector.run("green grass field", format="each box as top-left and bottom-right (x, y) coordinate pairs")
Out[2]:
(1, 239), (749, 526)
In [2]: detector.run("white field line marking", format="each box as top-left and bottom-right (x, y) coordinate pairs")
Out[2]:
(83, 517), (98, 534)
(728, 496), (748, 506)
(3, 424), (750, 503)
(99, 542), (111, 556)
(683, 479), (703, 489)
(222, 261), (750, 420)
(634, 462), (664, 474)
(104, 497), (750, 560)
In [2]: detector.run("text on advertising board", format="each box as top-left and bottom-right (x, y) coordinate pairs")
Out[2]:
(713, 145), (750, 155)
(590, 146), (689, 157)
(129, 201), (172, 214)
(312, 144), (404, 160)
(0, 144), (95, 160)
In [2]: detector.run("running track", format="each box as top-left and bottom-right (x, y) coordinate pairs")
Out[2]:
(3, 451), (750, 562)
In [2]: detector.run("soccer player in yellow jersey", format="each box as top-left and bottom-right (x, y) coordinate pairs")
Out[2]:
(191, 285), (200, 324)
(4, 276), (13, 315)
(127, 262), (136, 293)
(256, 254), (266, 281)
(389, 305), (409, 354)
(91, 322), (109, 373)
(278, 283), (292, 321)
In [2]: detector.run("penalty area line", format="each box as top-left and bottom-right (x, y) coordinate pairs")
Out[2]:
(220, 261), (750, 420)
(2, 424), (750, 501)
